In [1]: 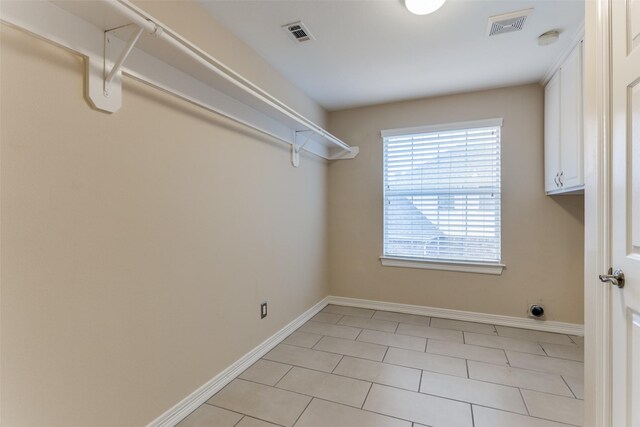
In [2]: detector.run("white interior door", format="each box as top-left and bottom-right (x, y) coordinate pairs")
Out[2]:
(610, 0), (640, 425)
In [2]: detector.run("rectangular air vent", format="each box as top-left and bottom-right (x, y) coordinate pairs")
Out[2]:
(282, 21), (314, 43)
(487, 8), (533, 36)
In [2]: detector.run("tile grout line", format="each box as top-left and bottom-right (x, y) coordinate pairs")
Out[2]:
(361, 382), (374, 409)
(205, 403), (287, 427)
(381, 345), (390, 362)
(232, 416), (244, 427)
(315, 396), (418, 426)
(271, 377), (374, 412)
(519, 387), (531, 416)
(272, 364), (295, 388)
(540, 342), (550, 356)
(501, 348), (508, 366)
(560, 374), (578, 399)
(470, 403), (475, 427)
(291, 397), (314, 427)
(331, 355), (345, 374)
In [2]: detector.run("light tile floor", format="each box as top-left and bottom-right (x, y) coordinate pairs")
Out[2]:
(178, 305), (584, 427)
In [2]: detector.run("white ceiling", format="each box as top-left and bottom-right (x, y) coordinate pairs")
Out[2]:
(200, 0), (584, 111)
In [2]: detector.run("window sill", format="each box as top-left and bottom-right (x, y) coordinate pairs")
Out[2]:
(379, 256), (505, 275)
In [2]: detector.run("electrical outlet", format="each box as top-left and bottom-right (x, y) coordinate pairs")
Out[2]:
(260, 302), (268, 319)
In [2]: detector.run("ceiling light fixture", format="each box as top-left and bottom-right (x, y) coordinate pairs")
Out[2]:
(405, 0), (446, 15)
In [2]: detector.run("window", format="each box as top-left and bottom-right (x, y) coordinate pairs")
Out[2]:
(381, 119), (504, 275)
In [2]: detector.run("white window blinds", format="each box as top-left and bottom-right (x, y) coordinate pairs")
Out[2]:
(382, 119), (502, 264)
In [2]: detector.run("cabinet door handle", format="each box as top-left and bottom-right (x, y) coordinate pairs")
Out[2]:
(559, 171), (564, 187)
(554, 173), (560, 187)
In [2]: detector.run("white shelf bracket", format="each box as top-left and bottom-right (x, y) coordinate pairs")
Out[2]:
(104, 26), (144, 96)
(87, 24), (145, 113)
(292, 130), (314, 167)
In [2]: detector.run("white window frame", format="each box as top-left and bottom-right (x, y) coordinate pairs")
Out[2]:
(379, 118), (505, 275)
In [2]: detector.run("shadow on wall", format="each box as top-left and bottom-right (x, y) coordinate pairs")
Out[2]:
(550, 195), (585, 225)
(122, 82), (294, 158)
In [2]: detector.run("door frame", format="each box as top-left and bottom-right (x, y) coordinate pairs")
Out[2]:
(584, 0), (612, 425)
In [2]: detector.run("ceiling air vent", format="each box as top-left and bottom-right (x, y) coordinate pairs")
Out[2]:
(282, 21), (315, 43)
(487, 8), (533, 37)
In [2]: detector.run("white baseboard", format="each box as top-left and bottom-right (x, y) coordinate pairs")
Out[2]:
(326, 296), (584, 336)
(147, 297), (329, 427)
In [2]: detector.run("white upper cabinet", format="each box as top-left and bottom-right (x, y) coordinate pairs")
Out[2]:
(544, 41), (584, 194)
(544, 72), (561, 193)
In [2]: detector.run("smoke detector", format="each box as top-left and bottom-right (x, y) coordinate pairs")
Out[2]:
(282, 21), (315, 43)
(538, 30), (560, 46)
(487, 8), (533, 37)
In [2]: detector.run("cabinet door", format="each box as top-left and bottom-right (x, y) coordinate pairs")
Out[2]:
(544, 72), (561, 192)
(559, 41), (584, 190)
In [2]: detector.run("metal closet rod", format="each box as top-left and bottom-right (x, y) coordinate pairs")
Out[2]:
(100, 0), (352, 154)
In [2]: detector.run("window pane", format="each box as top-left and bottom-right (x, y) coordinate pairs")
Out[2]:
(383, 124), (501, 263)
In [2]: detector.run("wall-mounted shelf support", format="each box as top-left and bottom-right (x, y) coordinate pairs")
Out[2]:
(104, 26), (144, 97)
(292, 130), (314, 167)
(0, 0), (358, 166)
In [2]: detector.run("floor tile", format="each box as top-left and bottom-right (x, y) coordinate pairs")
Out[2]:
(464, 332), (546, 355)
(363, 384), (473, 427)
(372, 311), (431, 326)
(338, 315), (398, 333)
(236, 417), (280, 427)
(473, 405), (576, 427)
(177, 404), (242, 427)
(276, 367), (371, 407)
(384, 347), (467, 377)
(541, 343), (584, 362)
(506, 351), (584, 378)
(263, 344), (341, 372)
(322, 305), (375, 318)
(563, 375), (584, 399)
(295, 398), (411, 427)
(430, 318), (497, 335)
(238, 360), (291, 386)
(310, 312), (342, 324)
(427, 339), (508, 365)
(521, 389), (584, 426)
(467, 360), (573, 396)
(206, 379), (311, 427)
(396, 323), (464, 343)
(298, 321), (361, 340)
(357, 329), (426, 351)
(313, 336), (388, 361)
(419, 371), (527, 414)
(281, 331), (322, 348)
(333, 356), (421, 391)
(495, 326), (574, 345)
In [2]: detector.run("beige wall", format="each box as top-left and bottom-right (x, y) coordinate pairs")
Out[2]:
(0, 14), (328, 427)
(328, 84), (584, 324)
